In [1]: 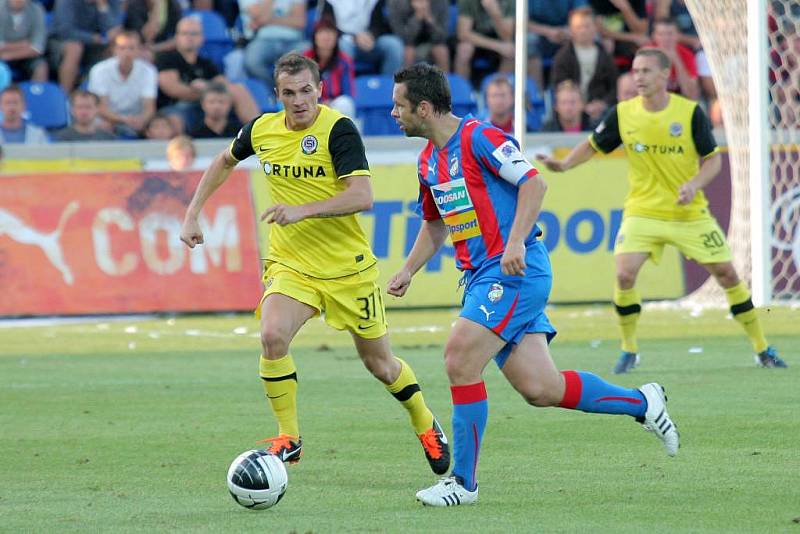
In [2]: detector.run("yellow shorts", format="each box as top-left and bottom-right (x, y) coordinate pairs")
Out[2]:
(256, 262), (388, 339)
(614, 215), (733, 265)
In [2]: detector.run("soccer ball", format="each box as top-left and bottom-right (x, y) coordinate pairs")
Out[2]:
(227, 449), (288, 510)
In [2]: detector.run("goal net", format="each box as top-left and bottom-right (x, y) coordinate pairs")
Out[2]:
(684, 0), (800, 305)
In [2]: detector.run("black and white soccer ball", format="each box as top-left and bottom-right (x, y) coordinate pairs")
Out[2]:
(227, 449), (288, 510)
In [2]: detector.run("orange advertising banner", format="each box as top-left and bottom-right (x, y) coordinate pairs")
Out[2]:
(0, 171), (263, 316)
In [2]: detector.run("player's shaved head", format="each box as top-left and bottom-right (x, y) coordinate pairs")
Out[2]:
(635, 47), (671, 70)
(393, 63), (452, 114)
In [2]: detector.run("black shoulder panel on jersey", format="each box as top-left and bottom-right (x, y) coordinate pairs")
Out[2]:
(329, 117), (369, 178)
(691, 105), (718, 157)
(230, 117), (257, 161)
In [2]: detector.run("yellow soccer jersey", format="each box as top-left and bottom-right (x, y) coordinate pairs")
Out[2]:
(230, 105), (376, 278)
(589, 94), (720, 221)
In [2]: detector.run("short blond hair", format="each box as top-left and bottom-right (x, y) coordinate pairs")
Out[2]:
(166, 135), (196, 157)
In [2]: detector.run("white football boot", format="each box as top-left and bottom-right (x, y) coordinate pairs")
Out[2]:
(639, 383), (679, 457)
(416, 476), (478, 507)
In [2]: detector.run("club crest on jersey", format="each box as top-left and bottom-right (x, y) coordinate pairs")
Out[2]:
(449, 157), (459, 176)
(487, 283), (504, 303)
(669, 122), (683, 137)
(301, 135), (318, 155)
(262, 160), (272, 175)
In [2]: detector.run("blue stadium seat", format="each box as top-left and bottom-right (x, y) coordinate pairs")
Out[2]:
(19, 81), (69, 130)
(355, 75), (400, 136)
(186, 10), (234, 71)
(447, 4), (459, 36)
(244, 78), (280, 113)
(0, 61), (11, 91)
(479, 73), (546, 132)
(446, 73), (477, 116)
(304, 8), (317, 40)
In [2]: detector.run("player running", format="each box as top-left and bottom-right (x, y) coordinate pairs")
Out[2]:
(538, 48), (787, 373)
(388, 63), (678, 508)
(180, 53), (449, 475)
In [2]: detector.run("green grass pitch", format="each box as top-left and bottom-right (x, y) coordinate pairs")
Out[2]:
(1, 305), (798, 533)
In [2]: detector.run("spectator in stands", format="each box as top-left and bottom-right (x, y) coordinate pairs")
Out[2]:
(387, 0), (450, 72)
(54, 90), (118, 141)
(650, 18), (700, 100)
(454, 0), (515, 84)
(616, 70), (636, 100)
(589, 0), (648, 70)
(239, 0), (307, 86)
(189, 82), (241, 138)
(144, 111), (177, 140)
(123, 0), (183, 59)
(302, 18), (356, 118)
(654, 0), (715, 101)
(0, 85), (48, 144)
(88, 31), (158, 138)
(541, 80), (592, 132)
(0, 0), (49, 82)
(483, 75), (514, 133)
(166, 134), (196, 171)
(551, 7), (618, 124)
(320, 0), (404, 76)
(155, 16), (259, 133)
(50, 0), (123, 92)
(527, 0), (587, 91)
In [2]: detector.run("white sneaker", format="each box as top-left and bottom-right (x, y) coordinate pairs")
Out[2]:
(639, 383), (679, 457)
(416, 476), (478, 507)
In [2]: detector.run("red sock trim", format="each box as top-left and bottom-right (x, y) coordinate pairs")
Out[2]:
(559, 370), (582, 409)
(451, 381), (487, 405)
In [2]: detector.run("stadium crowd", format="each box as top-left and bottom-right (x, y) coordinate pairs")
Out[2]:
(0, 0), (737, 145)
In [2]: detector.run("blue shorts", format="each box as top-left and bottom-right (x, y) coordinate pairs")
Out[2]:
(460, 240), (557, 369)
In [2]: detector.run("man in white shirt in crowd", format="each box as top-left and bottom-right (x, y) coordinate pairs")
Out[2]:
(88, 30), (158, 138)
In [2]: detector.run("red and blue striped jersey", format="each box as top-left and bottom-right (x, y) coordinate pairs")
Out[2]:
(417, 116), (542, 271)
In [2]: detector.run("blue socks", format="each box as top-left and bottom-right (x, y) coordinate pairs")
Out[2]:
(559, 370), (646, 417)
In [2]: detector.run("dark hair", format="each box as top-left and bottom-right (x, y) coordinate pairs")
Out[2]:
(568, 6), (595, 22)
(201, 81), (229, 100)
(393, 63), (451, 114)
(309, 16), (340, 70)
(274, 52), (321, 86)
(635, 47), (672, 70)
(70, 89), (99, 104)
(0, 84), (24, 100)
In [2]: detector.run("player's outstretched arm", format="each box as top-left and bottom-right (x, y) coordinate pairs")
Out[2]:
(261, 174), (373, 226)
(180, 149), (238, 248)
(678, 152), (722, 205)
(536, 139), (597, 173)
(387, 219), (449, 297)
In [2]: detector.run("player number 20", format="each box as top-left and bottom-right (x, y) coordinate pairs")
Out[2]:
(701, 231), (724, 249)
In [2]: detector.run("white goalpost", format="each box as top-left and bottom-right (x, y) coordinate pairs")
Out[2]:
(683, 0), (800, 306)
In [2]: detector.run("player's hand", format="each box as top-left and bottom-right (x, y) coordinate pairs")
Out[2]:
(261, 204), (307, 225)
(180, 218), (204, 248)
(536, 154), (567, 173)
(677, 181), (698, 205)
(501, 242), (526, 276)
(387, 269), (412, 297)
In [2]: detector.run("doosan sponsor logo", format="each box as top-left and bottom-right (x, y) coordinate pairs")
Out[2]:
(436, 190), (467, 205)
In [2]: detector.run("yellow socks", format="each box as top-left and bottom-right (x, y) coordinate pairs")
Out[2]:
(725, 282), (769, 353)
(259, 354), (299, 437)
(385, 357), (434, 434)
(614, 285), (641, 353)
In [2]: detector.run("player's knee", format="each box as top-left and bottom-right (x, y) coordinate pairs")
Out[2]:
(520, 382), (560, 407)
(616, 269), (637, 288)
(260, 324), (291, 357)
